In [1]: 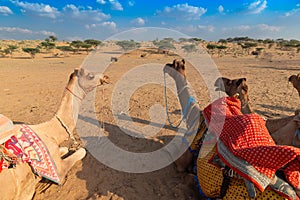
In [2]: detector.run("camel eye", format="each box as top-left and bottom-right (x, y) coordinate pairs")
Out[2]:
(88, 73), (95, 80)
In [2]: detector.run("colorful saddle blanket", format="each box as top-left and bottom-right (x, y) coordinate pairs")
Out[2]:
(202, 97), (300, 194)
(1, 123), (61, 184)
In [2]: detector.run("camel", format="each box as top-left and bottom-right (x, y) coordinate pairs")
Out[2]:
(164, 59), (252, 172)
(0, 68), (109, 200)
(214, 75), (300, 146)
(163, 59), (300, 199)
(289, 73), (300, 96)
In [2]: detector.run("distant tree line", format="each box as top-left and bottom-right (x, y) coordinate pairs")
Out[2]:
(1, 36), (299, 59)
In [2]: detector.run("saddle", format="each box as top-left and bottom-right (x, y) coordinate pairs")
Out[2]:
(186, 97), (300, 200)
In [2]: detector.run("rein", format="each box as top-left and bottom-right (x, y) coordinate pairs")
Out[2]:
(65, 87), (84, 101)
(163, 71), (196, 128)
(55, 114), (77, 144)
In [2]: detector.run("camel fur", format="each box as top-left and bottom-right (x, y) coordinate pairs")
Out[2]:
(0, 68), (109, 200)
(289, 73), (300, 96)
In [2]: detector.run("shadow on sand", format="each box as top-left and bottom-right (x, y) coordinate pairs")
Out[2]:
(74, 114), (202, 200)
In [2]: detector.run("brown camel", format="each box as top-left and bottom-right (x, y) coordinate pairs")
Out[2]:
(214, 77), (252, 114)
(289, 73), (300, 96)
(215, 76), (300, 144)
(0, 68), (109, 200)
(164, 59), (300, 167)
(164, 59), (300, 199)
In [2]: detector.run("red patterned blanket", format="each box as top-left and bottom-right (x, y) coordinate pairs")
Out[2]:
(1, 124), (61, 184)
(203, 97), (300, 192)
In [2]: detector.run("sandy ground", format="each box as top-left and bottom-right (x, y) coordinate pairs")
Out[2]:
(0, 44), (300, 200)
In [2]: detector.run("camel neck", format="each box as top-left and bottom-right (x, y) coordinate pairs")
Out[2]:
(171, 72), (201, 130)
(54, 78), (84, 143)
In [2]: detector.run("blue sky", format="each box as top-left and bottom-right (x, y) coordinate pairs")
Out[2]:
(0, 0), (299, 41)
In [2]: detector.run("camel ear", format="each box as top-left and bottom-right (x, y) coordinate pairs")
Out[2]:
(74, 68), (80, 76)
(182, 59), (185, 64)
(172, 59), (176, 67)
(236, 78), (246, 87)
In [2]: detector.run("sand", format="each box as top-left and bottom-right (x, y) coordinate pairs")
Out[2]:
(0, 42), (299, 200)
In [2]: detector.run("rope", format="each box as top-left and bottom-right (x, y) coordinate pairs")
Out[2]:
(163, 71), (196, 128)
(100, 88), (105, 132)
(292, 127), (300, 148)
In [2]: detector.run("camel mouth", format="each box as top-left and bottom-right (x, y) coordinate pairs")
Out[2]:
(214, 78), (225, 92)
(214, 86), (223, 91)
(214, 82), (225, 92)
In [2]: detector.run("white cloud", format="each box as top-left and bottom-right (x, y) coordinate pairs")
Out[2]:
(38, 30), (56, 36)
(285, 5), (300, 17)
(128, 1), (135, 7)
(63, 4), (110, 22)
(85, 21), (117, 31)
(131, 17), (145, 26)
(65, 36), (83, 41)
(175, 25), (215, 35)
(10, 0), (60, 19)
(109, 0), (123, 11)
(218, 5), (224, 14)
(101, 21), (117, 30)
(0, 26), (55, 36)
(0, 6), (13, 16)
(257, 24), (281, 32)
(198, 25), (215, 32)
(0, 27), (32, 34)
(157, 3), (207, 20)
(247, 0), (267, 14)
(222, 24), (281, 33)
(97, 0), (106, 5)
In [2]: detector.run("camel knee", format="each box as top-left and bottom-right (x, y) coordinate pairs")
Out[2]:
(60, 148), (86, 178)
(59, 147), (69, 157)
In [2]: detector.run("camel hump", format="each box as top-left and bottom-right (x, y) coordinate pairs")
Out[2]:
(0, 114), (14, 143)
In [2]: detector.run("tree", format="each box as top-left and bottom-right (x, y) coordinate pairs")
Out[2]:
(240, 42), (257, 55)
(80, 43), (92, 54)
(40, 41), (55, 52)
(218, 39), (228, 44)
(22, 47), (40, 58)
(152, 39), (175, 52)
(182, 44), (197, 53)
(56, 46), (74, 56)
(216, 45), (227, 57)
(4, 45), (18, 58)
(84, 39), (102, 48)
(70, 40), (85, 53)
(116, 40), (141, 51)
(49, 35), (57, 42)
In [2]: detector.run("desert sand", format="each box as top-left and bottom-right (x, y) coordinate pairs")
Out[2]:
(0, 41), (299, 200)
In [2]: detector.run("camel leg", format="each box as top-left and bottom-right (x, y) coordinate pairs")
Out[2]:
(59, 147), (69, 157)
(60, 148), (86, 178)
(175, 142), (193, 172)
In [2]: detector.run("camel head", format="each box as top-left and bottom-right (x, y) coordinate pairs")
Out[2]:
(288, 74), (300, 96)
(215, 77), (252, 114)
(164, 59), (186, 78)
(73, 68), (109, 93)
